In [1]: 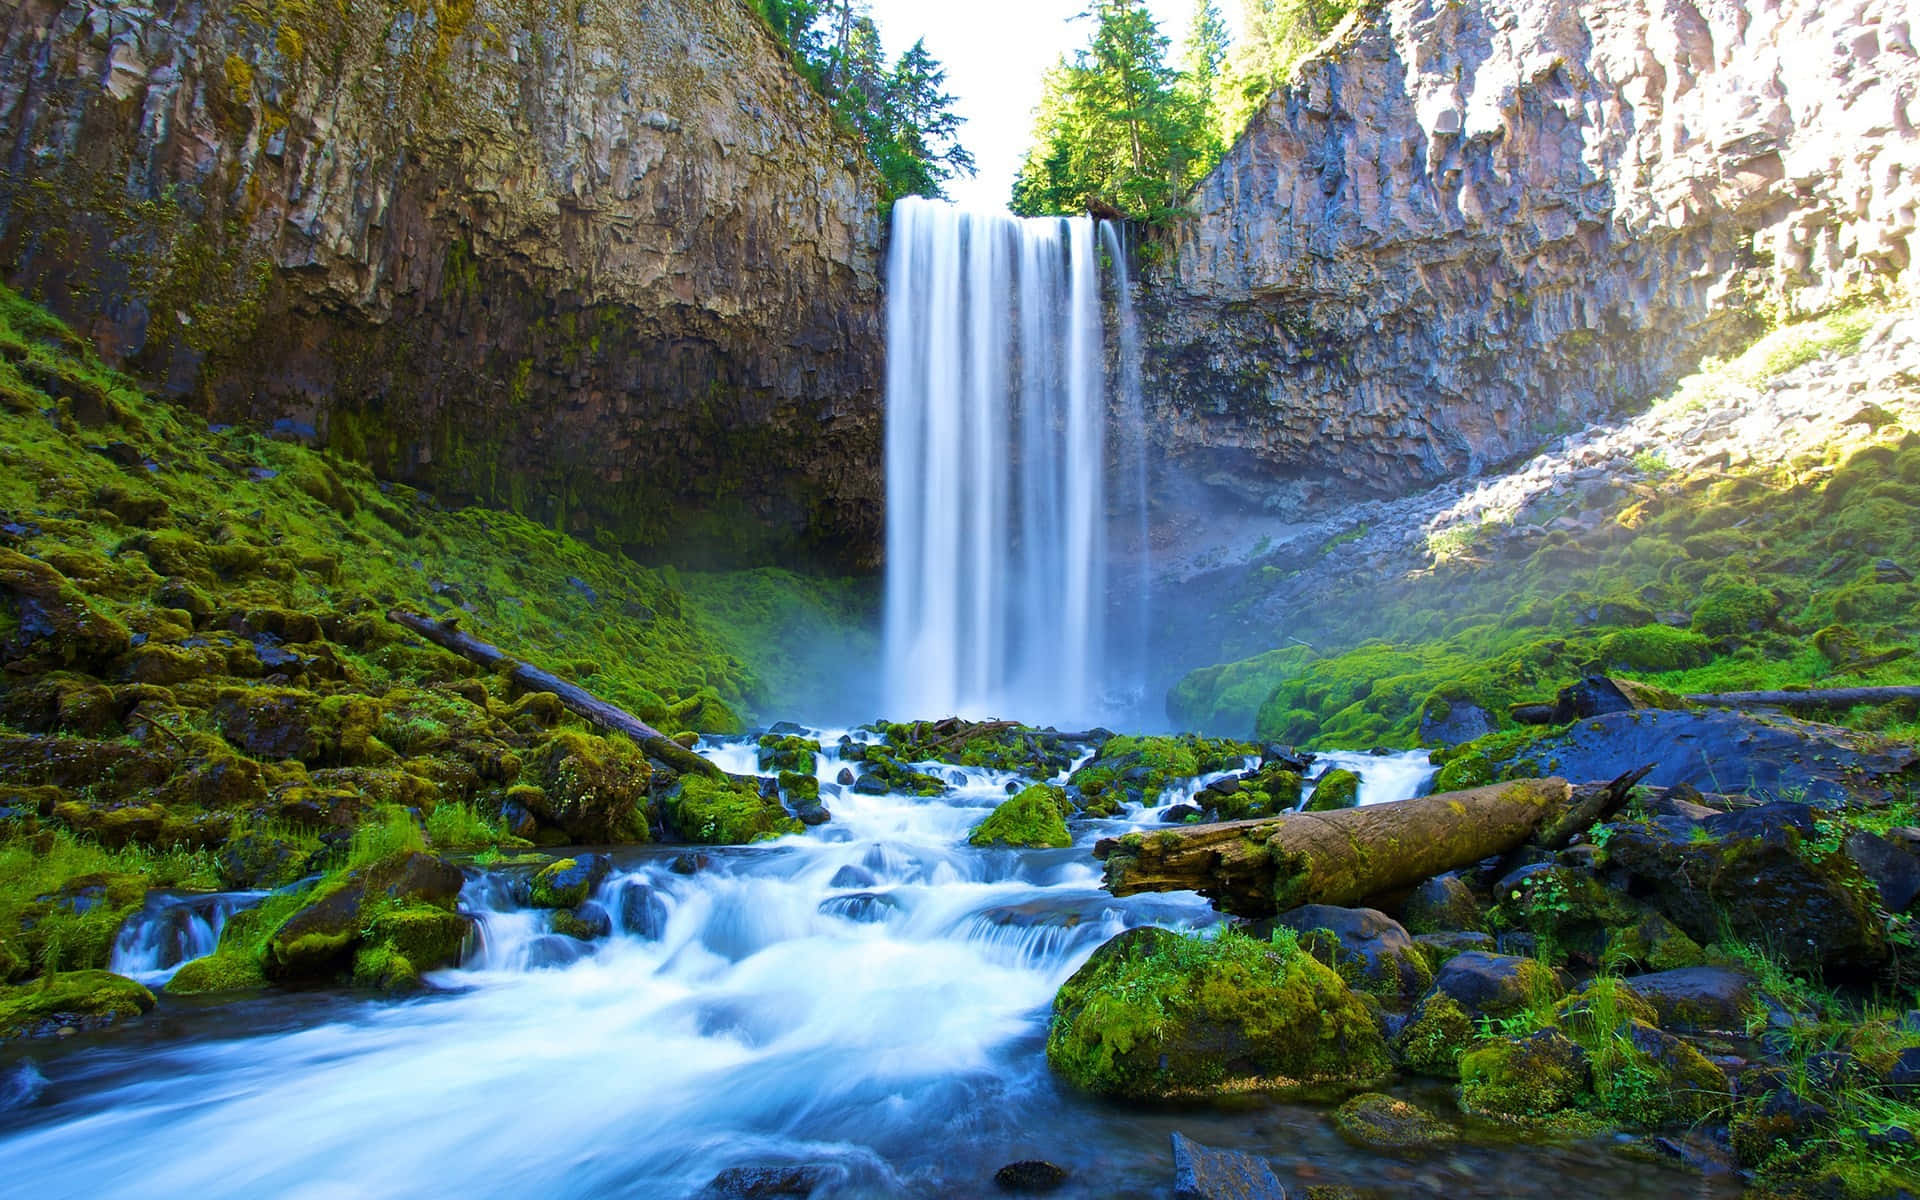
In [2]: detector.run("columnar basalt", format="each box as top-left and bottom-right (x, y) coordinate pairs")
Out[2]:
(1147, 0), (1919, 510)
(0, 0), (884, 566)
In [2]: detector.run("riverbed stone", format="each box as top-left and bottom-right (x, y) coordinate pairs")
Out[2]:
(1269, 905), (1432, 1000)
(993, 1160), (1068, 1192)
(1427, 951), (1561, 1019)
(1618, 967), (1761, 1034)
(1458, 1029), (1590, 1120)
(1170, 1132), (1286, 1200)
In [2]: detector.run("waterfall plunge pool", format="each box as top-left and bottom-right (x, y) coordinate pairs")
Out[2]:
(0, 735), (1732, 1199)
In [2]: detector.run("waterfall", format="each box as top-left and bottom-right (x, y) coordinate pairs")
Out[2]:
(884, 198), (1147, 727)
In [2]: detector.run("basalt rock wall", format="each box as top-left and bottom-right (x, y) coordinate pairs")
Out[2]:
(1148, 0), (1919, 510)
(0, 0), (884, 568)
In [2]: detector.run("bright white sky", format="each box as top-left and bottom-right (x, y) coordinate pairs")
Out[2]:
(864, 1), (1242, 211)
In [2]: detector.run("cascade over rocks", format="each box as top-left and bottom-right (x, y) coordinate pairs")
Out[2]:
(0, 0), (883, 567)
(1147, 0), (1918, 514)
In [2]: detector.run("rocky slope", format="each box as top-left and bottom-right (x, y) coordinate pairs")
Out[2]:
(1147, 0), (1919, 513)
(0, 0), (883, 568)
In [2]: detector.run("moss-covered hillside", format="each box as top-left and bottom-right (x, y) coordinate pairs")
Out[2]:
(1171, 304), (1920, 752)
(0, 283), (862, 985)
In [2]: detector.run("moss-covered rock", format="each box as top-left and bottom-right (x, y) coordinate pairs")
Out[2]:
(1046, 927), (1391, 1100)
(525, 729), (651, 844)
(1391, 993), (1476, 1078)
(968, 785), (1072, 849)
(530, 855), (611, 908)
(1332, 1093), (1458, 1152)
(1305, 768), (1361, 811)
(756, 734), (820, 775)
(1458, 1029), (1590, 1120)
(1065, 735), (1256, 808)
(0, 970), (155, 1040)
(663, 775), (800, 844)
(0, 548), (131, 672)
(165, 951), (267, 994)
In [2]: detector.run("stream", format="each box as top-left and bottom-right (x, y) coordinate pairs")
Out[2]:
(0, 732), (1733, 1198)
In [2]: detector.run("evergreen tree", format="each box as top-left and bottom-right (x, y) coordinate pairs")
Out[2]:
(1009, 0), (1215, 220)
(749, 0), (974, 203)
(1224, 0), (1352, 132)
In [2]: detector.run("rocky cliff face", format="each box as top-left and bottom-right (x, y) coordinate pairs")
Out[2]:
(0, 0), (883, 567)
(1148, 0), (1919, 510)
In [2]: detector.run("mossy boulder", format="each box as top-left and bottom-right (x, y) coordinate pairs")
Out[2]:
(0, 970), (155, 1040)
(1066, 734), (1254, 807)
(1458, 1029), (1590, 1120)
(263, 851), (464, 982)
(1601, 910), (1706, 973)
(166, 951), (267, 995)
(1271, 905), (1433, 1000)
(1690, 582), (1775, 636)
(525, 729), (652, 843)
(1332, 1093), (1458, 1152)
(756, 734), (820, 775)
(1046, 927), (1391, 1100)
(1602, 802), (1888, 972)
(1400, 873), (1484, 935)
(0, 548), (131, 672)
(663, 774), (801, 845)
(1305, 768), (1361, 812)
(352, 906), (471, 992)
(530, 854), (612, 908)
(1428, 951), (1562, 1020)
(969, 785), (1072, 849)
(1391, 993), (1475, 1078)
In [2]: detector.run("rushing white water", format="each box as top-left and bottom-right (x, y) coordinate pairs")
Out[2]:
(0, 741), (1720, 1198)
(108, 891), (263, 986)
(884, 199), (1148, 728)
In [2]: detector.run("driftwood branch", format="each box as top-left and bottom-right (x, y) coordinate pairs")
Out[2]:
(1683, 685), (1920, 710)
(1536, 763), (1655, 850)
(388, 609), (723, 780)
(1095, 778), (1572, 917)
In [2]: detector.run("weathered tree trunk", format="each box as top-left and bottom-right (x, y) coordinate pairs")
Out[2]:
(1683, 686), (1920, 710)
(1095, 778), (1571, 916)
(388, 610), (724, 780)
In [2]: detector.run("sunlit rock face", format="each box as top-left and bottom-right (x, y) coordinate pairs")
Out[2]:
(0, 0), (884, 568)
(1148, 0), (1919, 512)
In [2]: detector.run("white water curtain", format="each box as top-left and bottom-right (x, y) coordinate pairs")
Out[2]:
(884, 198), (1142, 727)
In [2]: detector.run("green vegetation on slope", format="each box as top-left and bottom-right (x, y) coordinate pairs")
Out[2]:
(1171, 307), (1920, 750)
(0, 282), (857, 993)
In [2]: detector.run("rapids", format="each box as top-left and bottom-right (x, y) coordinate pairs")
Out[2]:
(0, 735), (1728, 1198)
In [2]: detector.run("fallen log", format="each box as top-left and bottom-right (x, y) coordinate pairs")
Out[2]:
(1682, 685), (1920, 710)
(1095, 778), (1571, 917)
(388, 609), (723, 780)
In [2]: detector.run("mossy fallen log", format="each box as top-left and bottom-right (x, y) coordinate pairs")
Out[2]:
(387, 610), (723, 780)
(1094, 778), (1571, 917)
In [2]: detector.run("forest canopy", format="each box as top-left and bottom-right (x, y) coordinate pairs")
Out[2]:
(1011, 0), (1355, 221)
(750, 0), (977, 203)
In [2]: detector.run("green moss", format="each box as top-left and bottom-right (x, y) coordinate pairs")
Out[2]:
(756, 734), (820, 775)
(968, 785), (1072, 848)
(1391, 993), (1475, 1078)
(1458, 1029), (1589, 1121)
(165, 951), (267, 994)
(1305, 768), (1360, 811)
(1691, 582), (1774, 637)
(1067, 734), (1254, 806)
(663, 775), (801, 845)
(0, 970), (155, 1039)
(1046, 927), (1391, 1100)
